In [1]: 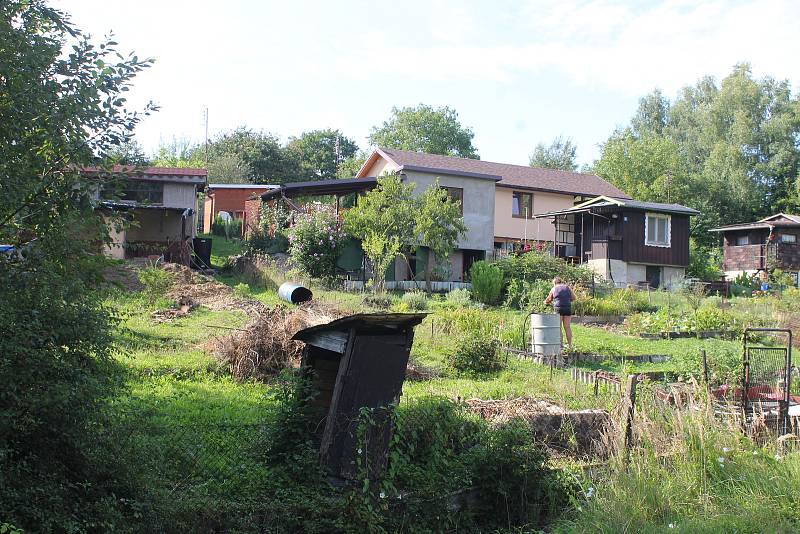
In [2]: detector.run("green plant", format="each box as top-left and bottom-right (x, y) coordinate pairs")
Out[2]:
(449, 335), (504, 374)
(287, 211), (346, 281)
(401, 290), (428, 311)
(444, 287), (472, 307)
(137, 264), (175, 305)
(469, 260), (503, 305)
(233, 282), (250, 298)
(246, 228), (289, 254)
(504, 278), (552, 312)
(211, 215), (242, 239)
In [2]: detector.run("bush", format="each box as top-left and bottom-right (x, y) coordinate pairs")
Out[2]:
(401, 290), (428, 310)
(246, 228), (289, 254)
(469, 260), (503, 305)
(449, 335), (504, 374)
(444, 287), (472, 307)
(362, 294), (393, 309)
(211, 215), (242, 239)
(137, 264), (175, 305)
(233, 282), (250, 298)
(504, 278), (552, 312)
(495, 250), (594, 288)
(287, 211), (346, 280)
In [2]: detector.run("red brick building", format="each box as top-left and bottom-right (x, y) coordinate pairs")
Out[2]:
(202, 184), (276, 235)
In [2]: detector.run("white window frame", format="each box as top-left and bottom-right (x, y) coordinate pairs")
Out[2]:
(735, 235), (750, 246)
(644, 212), (671, 248)
(781, 233), (796, 244)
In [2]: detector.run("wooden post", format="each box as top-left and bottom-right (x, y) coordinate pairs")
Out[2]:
(623, 374), (639, 452)
(593, 370), (600, 396)
(701, 349), (709, 386)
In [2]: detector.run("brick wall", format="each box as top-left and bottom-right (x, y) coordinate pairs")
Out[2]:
(723, 244), (765, 271)
(243, 198), (261, 238)
(205, 187), (266, 236)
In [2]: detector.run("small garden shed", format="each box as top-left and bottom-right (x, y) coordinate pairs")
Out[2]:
(292, 312), (427, 480)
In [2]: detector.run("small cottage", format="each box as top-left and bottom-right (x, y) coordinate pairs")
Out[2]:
(534, 196), (700, 288)
(709, 213), (800, 285)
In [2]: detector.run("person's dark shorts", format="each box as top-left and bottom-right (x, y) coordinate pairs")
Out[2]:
(555, 306), (572, 317)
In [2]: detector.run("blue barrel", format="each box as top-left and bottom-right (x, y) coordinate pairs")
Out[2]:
(278, 282), (313, 304)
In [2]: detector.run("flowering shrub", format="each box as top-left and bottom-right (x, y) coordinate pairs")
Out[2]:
(287, 212), (346, 280)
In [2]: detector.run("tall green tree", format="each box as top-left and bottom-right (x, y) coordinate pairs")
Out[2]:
(529, 135), (578, 171)
(594, 63), (800, 247)
(0, 0), (153, 528)
(209, 127), (300, 184)
(152, 137), (204, 167)
(287, 129), (358, 180)
(337, 148), (370, 179)
(369, 104), (479, 158)
(343, 175), (416, 292)
(107, 139), (150, 166)
(206, 153), (252, 183)
(415, 181), (467, 293)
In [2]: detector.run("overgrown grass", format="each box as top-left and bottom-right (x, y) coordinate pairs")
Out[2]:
(198, 232), (247, 269)
(553, 394), (800, 533)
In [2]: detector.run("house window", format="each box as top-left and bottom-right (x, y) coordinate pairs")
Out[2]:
(781, 233), (796, 243)
(512, 192), (533, 218)
(444, 187), (463, 214)
(104, 180), (164, 205)
(735, 235), (750, 246)
(645, 212), (670, 247)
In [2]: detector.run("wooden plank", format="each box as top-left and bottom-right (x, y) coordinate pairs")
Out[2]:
(304, 331), (348, 354)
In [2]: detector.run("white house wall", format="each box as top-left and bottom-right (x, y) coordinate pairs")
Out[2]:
(494, 188), (574, 242)
(163, 182), (198, 210)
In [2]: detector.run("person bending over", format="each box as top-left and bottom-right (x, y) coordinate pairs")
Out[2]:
(543, 277), (576, 350)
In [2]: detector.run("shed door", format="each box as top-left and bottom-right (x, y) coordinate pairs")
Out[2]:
(323, 333), (410, 479)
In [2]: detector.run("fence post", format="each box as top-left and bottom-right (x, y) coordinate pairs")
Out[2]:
(623, 374), (639, 453)
(593, 370), (600, 396)
(701, 349), (709, 386)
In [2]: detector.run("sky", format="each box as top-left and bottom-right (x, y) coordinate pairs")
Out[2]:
(55, 0), (800, 168)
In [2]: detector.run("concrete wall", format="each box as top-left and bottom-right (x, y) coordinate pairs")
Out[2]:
(103, 215), (126, 259)
(163, 182), (197, 209)
(494, 188), (574, 242)
(126, 209), (186, 242)
(400, 169), (495, 252)
(588, 259), (687, 288)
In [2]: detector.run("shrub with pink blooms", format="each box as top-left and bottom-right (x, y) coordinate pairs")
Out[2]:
(287, 211), (346, 280)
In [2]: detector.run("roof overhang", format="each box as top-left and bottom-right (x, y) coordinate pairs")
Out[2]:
(496, 183), (628, 197)
(533, 195), (700, 219)
(261, 177), (378, 200)
(98, 201), (194, 213)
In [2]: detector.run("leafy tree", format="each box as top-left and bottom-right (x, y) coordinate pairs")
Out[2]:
(207, 152), (252, 183)
(343, 175), (416, 292)
(287, 129), (358, 180)
(594, 64), (800, 247)
(415, 180), (467, 293)
(152, 137), (204, 167)
(369, 104), (478, 158)
(529, 135), (578, 171)
(0, 0), (153, 528)
(107, 139), (150, 166)
(209, 127), (300, 184)
(337, 149), (370, 179)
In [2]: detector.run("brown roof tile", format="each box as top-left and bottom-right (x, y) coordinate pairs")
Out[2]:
(372, 147), (630, 199)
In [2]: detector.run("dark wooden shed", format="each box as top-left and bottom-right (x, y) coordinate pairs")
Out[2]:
(292, 312), (427, 480)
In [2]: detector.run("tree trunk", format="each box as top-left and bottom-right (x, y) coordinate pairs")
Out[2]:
(425, 249), (434, 295)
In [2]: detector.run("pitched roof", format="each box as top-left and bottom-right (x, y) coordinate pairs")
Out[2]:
(81, 165), (207, 184)
(358, 147), (630, 199)
(533, 195), (699, 218)
(208, 183), (277, 189)
(709, 213), (800, 232)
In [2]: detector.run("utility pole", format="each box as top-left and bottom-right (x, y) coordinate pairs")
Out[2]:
(203, 106), (209, 166)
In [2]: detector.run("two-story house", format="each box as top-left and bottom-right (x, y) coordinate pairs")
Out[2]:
(710, 213), (800, 285)
(88, 166), (207, 264)
(258, 148), (698, 287)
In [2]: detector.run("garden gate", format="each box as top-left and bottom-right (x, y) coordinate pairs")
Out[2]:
(742, 328), (793, 437)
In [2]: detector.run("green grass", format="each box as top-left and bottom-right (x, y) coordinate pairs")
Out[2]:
(107, 290), (272, 426)
(198, 232), (247, 268)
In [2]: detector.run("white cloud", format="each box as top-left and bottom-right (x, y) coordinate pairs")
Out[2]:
(324, 0), (800, 96)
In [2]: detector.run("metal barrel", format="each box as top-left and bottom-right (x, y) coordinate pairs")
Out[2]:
(278, 282), (313, 304)
(530, 313), (562, 355)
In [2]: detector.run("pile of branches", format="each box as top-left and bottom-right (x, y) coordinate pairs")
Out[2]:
(214, 303), (343, 381)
